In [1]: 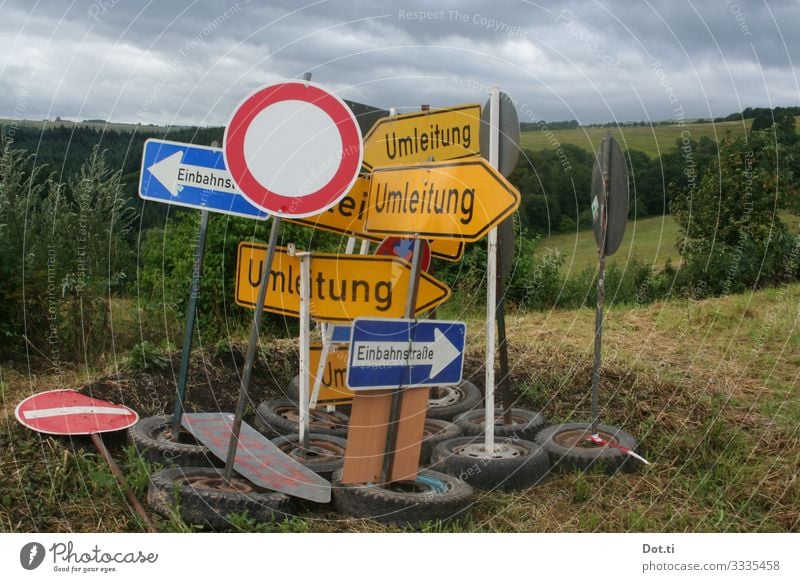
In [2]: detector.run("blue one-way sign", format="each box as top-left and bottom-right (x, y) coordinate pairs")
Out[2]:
(139, 139), (269, 219)
(347, 318), (466, 390)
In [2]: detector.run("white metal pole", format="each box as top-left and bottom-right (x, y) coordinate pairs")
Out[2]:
(297, 250), (312, 453)
(359, 239), (370, 254)
(485, 87), (501, 454)
(345, 237), (356, 254)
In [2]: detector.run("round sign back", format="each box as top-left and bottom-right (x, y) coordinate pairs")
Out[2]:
(224, 81), (363, 218)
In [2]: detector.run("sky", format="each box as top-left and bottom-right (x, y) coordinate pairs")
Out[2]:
(1, 0), (798, 126)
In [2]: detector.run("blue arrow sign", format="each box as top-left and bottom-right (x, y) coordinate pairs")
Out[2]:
(347, 318), (466, 390)
(138, 138), (269, 220)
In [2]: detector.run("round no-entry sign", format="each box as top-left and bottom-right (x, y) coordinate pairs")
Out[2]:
(15, 390), (138, 435)
(224, 81), (363, 218)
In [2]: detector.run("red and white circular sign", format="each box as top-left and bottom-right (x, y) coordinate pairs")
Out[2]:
(224, 81), (363, 218)
(15, 390), (139, 436)
(376, 237), (432, 272)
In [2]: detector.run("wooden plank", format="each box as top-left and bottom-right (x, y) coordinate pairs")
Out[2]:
(341, 387), (429, 484)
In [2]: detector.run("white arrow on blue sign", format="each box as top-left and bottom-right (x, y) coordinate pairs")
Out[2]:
(346, 318), (466, 390)
(139, 138), (269, 220)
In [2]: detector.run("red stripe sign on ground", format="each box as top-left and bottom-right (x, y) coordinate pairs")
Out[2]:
(15, 390), (139, 436)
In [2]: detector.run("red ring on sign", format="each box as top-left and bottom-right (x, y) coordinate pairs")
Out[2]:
(225, 82), (362, 218)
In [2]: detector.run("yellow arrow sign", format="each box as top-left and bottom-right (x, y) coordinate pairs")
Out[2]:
(362, 104), (481, 171)
(364, 157), (521, 242)
(309, 345), (353, 405)
(284, 176), (464, 261)
(235, 243), (451, 322)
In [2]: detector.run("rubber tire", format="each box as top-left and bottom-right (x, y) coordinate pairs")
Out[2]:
(535, 422), (639, 474)
(426, 380), (482, 421)
(454, 408), (548, 441)
(128, 415), (219, 468)
(270, 433), (347, 481)
(332, 468), (473, 528)
(431, 436), (550, 491)
(253, 399), (349, 438)
(147, 467), (293, 529)
(420, 419), (462, 466)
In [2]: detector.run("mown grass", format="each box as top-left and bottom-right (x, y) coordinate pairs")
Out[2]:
(520, 118), (762, 158)
(1, 283), (797, 532)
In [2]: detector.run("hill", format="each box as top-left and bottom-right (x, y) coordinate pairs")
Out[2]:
(520, 117), (800, 158)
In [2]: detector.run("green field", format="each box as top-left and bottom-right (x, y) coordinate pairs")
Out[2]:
(519, 118), (783, 158)
(536, 215), (681, 273)
(0, 118), (182, 133)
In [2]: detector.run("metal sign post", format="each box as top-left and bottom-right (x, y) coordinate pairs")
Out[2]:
(172, 209), (209, 438)
(224, 217), (281, 480)
(590, 133), (629, 434)
(484, 87), (501, 454)
(380, 236), (424, 484)
(294, 246), (312, 454)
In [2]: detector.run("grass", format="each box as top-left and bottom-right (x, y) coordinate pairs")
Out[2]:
(0, 118), (183, 134)
(537, 214), (681, 273)
(520, 117), (800, 158)
(1, 283), (798, 532)
(535, 211), (800, 274)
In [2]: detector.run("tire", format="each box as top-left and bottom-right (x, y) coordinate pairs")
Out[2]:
(454, 408), (547, 441)
(535, 422), (639, 474)
(426, 380), (481, 421)
(332, 468), (473, 528)
(253, 399), (349, 438)
(420, 419), (462, 466)
(128, 415), (219, 468)
(431, 436), (550, 491)
(147, 467), (293, 529)
(270, 433), (347, 481)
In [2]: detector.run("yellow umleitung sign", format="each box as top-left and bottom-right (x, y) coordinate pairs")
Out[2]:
(362, 104), (481, 171)
(285, 176), (464, 261)
(235, 243), (451, 322)
(365, 157), (521, 242)
(308, 345), (353, 405)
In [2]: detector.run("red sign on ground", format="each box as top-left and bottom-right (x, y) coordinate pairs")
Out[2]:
(224, 80), (363, 218)
(181, 412), (331, 503)
(15, 390), (139, 436)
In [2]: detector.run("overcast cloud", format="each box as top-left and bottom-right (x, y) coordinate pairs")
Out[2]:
(1, 0), (798, 126)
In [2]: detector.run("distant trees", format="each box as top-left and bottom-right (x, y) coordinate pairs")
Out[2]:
(670, 129), (799, 296)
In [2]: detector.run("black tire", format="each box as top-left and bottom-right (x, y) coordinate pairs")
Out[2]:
(253, 399), (349, 438)
(270, 433), (347, 481)
(454, 408), (548, 441)
(332, 468), (473, 528)
(285, 375), (300, 402)
(426, 380), (481, 421)
(147, 467), (293, 529)
(431, 436), (550, 491)
(128, 415), (219, 468)
(420, 419), (462, 466)
(535, 422), (639, 474)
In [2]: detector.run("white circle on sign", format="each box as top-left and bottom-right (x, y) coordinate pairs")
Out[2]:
(243, 100), (343, 198)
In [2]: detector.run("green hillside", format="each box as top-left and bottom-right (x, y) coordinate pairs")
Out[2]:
(536, 215), (681, 273)
(520, 119), (757, 158)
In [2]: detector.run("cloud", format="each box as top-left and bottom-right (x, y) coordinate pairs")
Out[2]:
(0, 0), (797, 126)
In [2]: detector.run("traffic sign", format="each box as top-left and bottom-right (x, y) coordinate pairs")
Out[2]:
(235, 243), (450, 321)
(224, 80), (363, 218)
(138, 139), (269, 219)
(480, 91), (520, 177)
(15, 390), (138, 435)
(591, 135), (629, 256)
(309, 345), (354, 404)
(284, 176), (464, 261)
(376, 237), (431, 272)
(180, 412), (330, 503)
(347, 318), (466, 390)
(365, 157), (521, 242)
(362, 104), (481, 170)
